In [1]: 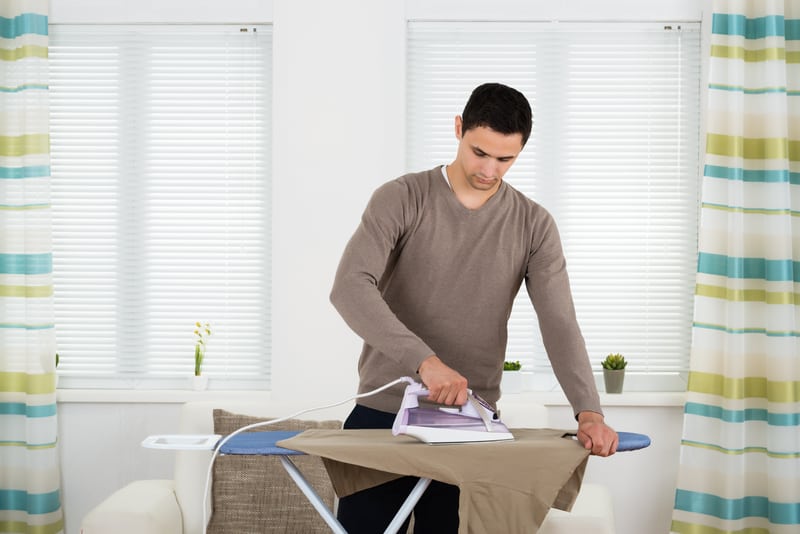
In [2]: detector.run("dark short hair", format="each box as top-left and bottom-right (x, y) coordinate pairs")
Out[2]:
(461, 83), (533, 146)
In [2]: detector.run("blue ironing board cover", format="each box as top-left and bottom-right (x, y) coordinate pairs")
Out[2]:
(616, 431), (650, 451)
(219, 430), (305, 455)
(218, 429), (649, 454)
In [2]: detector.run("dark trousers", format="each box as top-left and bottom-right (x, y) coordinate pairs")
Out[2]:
(336, 404), (460, 534)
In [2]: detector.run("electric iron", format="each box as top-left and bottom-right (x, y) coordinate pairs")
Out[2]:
(392, 378), (514, 444)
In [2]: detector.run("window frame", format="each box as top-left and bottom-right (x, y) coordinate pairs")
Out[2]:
(49, 24), (274, 390)
(405, 20), (703, 392)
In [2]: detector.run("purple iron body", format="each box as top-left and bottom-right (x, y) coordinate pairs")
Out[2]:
(392, 378), (514, 444)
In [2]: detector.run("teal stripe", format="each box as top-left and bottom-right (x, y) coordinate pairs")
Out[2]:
(708, 84), (800, 96)
(0, 166), (50, 179)
(708, 83), (784, 94)
(674, 489), (800, 524)
(0, 83), (48, 93)
(0, 253), (51, 275)
(0, 14), (48, 39)
(685, 402), (800, 426)
(0, 403), (57, 418)
(789, 19), (800, 41)
(693, 321), (800, 338)
(697, 252), (800, 282)
(705, 164), (800, 185)
(0, 323), (54, 331)
(0, 489), (60, 514)
(712, 14), (797, 40)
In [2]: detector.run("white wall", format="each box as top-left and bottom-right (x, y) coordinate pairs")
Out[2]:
(52, 1), (709, 533)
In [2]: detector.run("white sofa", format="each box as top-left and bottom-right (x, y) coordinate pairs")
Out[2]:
(80, 399), (615, 534)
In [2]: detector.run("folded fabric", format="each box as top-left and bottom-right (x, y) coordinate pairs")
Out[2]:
(280, 428), (590, 534)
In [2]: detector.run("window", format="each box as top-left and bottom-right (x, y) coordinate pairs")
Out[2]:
(407, 22), (701, 391)
(49, 25), (272, 389)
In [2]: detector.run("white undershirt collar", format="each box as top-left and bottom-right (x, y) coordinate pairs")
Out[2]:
(440, 164), (453, 190)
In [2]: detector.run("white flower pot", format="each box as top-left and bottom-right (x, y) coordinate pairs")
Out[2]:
(502, 370), (523, 394)
(191, 375), (208, 391)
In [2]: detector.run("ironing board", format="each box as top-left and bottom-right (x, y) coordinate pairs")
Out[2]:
(219, 429), (650, 534)
(219, 430), (430, 534)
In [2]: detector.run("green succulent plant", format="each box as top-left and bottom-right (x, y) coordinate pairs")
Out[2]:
(601, 353), (627, 370)
(503, 360), (522, 371)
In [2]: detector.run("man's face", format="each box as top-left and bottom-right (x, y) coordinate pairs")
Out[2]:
(453, 117), (524, 193)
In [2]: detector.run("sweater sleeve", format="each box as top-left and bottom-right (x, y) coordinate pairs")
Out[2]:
(525, 212), (603, 417)
(330, 179), (434, 373)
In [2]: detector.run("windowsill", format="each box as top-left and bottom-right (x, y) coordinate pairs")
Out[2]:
(505, 390), (687, 407)
(56, 388), (273, 404)
(57, 388), (687, 407)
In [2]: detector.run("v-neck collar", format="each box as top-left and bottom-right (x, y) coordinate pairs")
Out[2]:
(438, 165), (504, 214)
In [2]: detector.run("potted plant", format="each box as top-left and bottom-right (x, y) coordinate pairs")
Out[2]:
(502, 360), (523, 394)
(601, 353), (627, 393)
(192, 322), (212, 390)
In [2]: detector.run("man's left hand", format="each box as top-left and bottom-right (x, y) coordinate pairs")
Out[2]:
(576, 411), (618, 457)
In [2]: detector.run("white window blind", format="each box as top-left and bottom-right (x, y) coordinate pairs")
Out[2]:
(407, 22), (701, 391)
(49, 25), (272, 389)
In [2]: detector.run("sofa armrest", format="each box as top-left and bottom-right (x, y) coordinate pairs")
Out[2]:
(81, 479), (182, 534)
(538, 483), (615, 534)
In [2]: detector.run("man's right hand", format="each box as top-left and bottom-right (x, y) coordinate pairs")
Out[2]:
(417, 355), (469, 406)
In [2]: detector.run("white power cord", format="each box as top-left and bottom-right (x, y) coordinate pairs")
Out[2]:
(201, 376), (415, 534)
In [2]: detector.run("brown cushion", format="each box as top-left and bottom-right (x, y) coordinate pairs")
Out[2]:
(206, 409), (342, 534)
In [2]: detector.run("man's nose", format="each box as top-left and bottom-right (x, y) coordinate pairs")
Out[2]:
(480, 160), (499, 179)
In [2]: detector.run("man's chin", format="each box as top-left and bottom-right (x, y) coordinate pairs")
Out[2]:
(470, 178), (499, 191)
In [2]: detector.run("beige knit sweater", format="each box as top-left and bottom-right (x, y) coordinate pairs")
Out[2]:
(330, 167), (601, 416)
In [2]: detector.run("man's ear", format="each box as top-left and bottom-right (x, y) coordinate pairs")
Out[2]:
(454, 115), (463, 140)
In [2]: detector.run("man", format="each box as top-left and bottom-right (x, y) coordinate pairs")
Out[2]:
(330, 82), (617, 533)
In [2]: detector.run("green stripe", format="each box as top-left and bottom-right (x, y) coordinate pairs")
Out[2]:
(701, 202), (799, 217)
(0, 45), (48, 61)
(681, 439), (800, 458)
(0, 440), (57, 450)
(696, 283), (800, 304)
(687, 371), (800, 402)
(0, 134), (49, 157)
(710, 44), (786, 62)
(0, 372), (55, 394)
(0, 519), (64, 534)
(706, 134), (800, 161)
(0, 284), (53, 298)
(0, 204), (50, 210)
(670, 519), (769, 534)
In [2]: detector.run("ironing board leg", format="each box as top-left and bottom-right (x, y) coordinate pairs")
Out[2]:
(279, 456), (348, 534)
(383, 477), (432, 534)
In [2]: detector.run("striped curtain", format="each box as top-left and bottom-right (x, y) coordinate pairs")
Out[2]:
(0, 1), (63, 533)
(671, 1), (800, 533)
